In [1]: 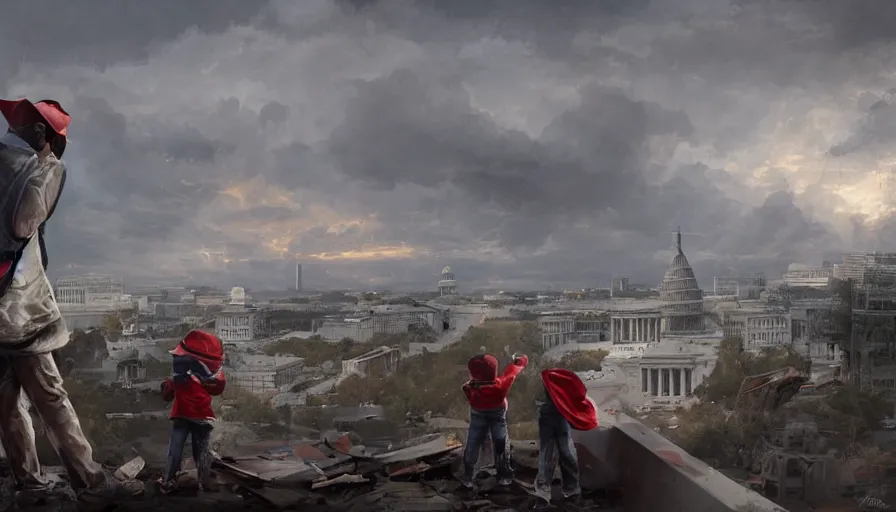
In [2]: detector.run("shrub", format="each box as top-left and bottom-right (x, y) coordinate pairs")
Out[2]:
(557, 350), (608, 372)
(215, 387), (279, 424)
(327, 322), (545, 424)
(262, 339), (374, 365)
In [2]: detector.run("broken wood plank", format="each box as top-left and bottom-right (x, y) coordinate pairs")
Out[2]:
(311, 473), (370, 489)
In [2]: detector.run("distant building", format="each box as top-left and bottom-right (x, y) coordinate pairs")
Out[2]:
(133, 295), (151, 312)
(195, 293), (229, 306)
(153, 302), (189, 320)
(215, 307), (271, 342)
(55, 275), (131, 312)
(483, 291), (517, 303)
(721, 308), (791, 351)
(438, 266), (458, 296)
(116, 356), (146, 386)
(537, 314), (576, 349)
(228, 354), (304, 394)
(536, 303), (660, 350)
(315, 305), (447, 342)
(783, 264), (833, 289)
(610, 277), (630, 297)
(834, 252), (896, 287)
(660, 231), (705, 334)
(712, 274), (766, 299)
(637, 342), (717, 406)
(230, 287), (247, 306)
(295, 263), (303, 292)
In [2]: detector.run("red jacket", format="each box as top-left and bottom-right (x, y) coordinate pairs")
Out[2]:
(162, 373), (226, 421)
(542, 369), (598, 431)
(462, 354), (528, 410)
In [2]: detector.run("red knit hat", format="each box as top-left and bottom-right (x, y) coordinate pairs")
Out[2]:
(0, 98), (71, 138)
(170, 330), (224, 373)
(467, 354), (498, 381)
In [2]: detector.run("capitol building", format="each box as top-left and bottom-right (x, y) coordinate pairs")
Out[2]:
(530, 231), (722, 410)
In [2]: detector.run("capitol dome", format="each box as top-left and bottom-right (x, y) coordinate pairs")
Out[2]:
(660, 231), (705, 333)
(439, 265), (457, 296)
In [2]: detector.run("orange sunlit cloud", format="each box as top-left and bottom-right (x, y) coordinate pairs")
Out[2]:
(303, 245), (422, 261)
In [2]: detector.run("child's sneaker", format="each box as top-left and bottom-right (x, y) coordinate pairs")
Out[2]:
(156, 477), (176, 495)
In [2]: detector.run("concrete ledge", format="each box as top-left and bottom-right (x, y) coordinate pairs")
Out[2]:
(573, 413), (788, 512)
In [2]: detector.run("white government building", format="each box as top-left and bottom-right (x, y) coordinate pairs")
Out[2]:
(55, 275), (132, 311)
(534, 232), (723, 410)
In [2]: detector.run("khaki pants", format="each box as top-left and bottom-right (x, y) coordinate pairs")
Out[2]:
(0, 352), (106, 491)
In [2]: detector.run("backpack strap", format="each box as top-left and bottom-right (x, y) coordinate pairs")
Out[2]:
(37, 161), (65, 270)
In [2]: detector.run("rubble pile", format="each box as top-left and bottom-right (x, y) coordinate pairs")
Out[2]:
(2, 430), (620, 511)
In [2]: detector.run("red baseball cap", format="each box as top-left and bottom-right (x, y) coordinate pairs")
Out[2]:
(0, 98), (71, 138)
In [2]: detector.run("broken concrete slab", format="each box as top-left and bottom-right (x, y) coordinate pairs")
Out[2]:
(115, 456), (146, 481)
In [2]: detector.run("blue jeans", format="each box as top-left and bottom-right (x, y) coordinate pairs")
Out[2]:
(536, 402), (580, 498)
(462, 407), (512, 481)
(162, 419), (213, 485)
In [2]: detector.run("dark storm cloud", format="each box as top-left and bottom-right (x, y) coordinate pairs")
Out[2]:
(328, 70), (693, 249)
(830, 90), (896, 156)
(716, 190), (841, 260)
(0, 1), (267, 86)
(66, 97), (226, 237)
(2, 0), (891, 289)
(736, 0), (896, 49)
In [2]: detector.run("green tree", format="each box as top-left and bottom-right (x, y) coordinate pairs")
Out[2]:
(558, 350), (608, 372)
(327, 321), (545, 423)
(696, 339), (809, 409)
(102, 314), (123, 342)
(55, 329), (108, 371)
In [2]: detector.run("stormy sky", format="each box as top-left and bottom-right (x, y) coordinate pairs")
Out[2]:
(2, 0), (896, 291)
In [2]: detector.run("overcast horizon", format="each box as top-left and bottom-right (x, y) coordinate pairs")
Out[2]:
(4, 1), (896, 290)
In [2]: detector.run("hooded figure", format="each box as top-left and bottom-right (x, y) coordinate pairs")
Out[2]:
(159, 330), (227, 493)
(169, 328), (223, 384)
(534, 369), (598, 503)
(460, 352), (528, 489)
(0, 98), (143, 507)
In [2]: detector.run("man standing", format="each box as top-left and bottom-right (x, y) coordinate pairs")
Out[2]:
(0, 97), (143, 505)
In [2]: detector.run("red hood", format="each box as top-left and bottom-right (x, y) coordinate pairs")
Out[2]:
(467, 354), (498, 381)
(170, 330), (224, 373)
(542, 369), (598, 431)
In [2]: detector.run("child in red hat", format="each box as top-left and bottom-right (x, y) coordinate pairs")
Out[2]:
(460, 352), (528, 489)
(534, 368), (598, 503)
(159, 330), (227, 493)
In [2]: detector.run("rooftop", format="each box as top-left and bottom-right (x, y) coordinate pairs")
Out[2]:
(36, 410), (783, 512)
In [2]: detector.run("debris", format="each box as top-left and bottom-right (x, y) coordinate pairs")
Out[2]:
(3, 429), (621, 511)
(115, 456), (146, 481)
(311, 473), (370, 489)
(375, 434), (461, 464)
(735, 366), (808, 411)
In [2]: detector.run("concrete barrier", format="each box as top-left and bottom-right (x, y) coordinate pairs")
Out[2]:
(573, 413), (788, 512)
